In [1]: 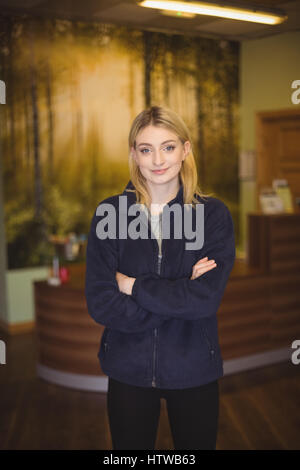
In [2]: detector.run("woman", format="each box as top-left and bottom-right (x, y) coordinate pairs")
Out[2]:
(85, 105), (236, 450)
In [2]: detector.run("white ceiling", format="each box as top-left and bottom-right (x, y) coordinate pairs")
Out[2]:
(0, 0), (299, 41)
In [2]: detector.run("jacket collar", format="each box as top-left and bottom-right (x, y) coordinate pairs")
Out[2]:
(122, 179), (184, 208)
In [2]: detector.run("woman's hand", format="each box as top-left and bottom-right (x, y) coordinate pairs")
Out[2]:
(190, 257), (217, 280)
(115, 257), (216, 293)
(115, 271), (136, 295)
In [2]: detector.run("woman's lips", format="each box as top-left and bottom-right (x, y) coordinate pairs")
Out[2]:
(152, 168), (169, 174)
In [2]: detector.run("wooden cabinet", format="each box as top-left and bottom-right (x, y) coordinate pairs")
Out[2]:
(247, 212), (300, 350)
(247, 212), (300, 274)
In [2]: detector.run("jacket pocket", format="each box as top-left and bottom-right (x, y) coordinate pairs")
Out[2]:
(103, 328), (111, 355)
(201, 325), (216, 360)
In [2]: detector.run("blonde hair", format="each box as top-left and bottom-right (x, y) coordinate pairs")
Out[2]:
(127, 105), (213, 209)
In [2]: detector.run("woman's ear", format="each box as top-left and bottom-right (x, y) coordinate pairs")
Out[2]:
(183, 141), (191, 160)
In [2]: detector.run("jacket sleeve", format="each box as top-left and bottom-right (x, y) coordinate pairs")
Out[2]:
(84, 207), (170, 334)
(131, 200), (235, 321)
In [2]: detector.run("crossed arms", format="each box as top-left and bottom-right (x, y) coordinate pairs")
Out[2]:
(85, 200), (235, 333)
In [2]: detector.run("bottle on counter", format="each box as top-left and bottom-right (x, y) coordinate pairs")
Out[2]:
(59, 266), (70, 284)
(47, 255), (61, 286)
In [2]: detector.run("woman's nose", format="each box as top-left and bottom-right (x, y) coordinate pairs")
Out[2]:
(152, 150), (165, 166)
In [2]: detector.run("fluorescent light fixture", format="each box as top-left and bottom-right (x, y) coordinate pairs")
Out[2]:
(160, 9), (196, 18)
(137, 1), (288, 25)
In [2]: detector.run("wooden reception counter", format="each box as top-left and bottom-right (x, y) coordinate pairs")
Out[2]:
(34, 212), (300, 391)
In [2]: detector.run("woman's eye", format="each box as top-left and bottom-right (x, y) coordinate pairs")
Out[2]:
(140, 145), (175, 154)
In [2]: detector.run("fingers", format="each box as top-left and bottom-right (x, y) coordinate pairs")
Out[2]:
(190, 260), (217, 280)
(115, 271), (124, 283)
(190, 266), (216, 280)
(116, 271), (128, 282)
(194, 256), (210, 266)
(193, 258), (216, 270)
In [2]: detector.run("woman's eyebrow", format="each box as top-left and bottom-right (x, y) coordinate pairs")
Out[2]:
(137, 139), (177, 147)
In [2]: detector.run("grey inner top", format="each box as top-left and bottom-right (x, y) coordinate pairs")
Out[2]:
(140, 206), (163, 253)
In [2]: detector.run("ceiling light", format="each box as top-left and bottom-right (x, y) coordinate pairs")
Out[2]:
(160, 9), (196, 18)
(137, 1), (288, 25)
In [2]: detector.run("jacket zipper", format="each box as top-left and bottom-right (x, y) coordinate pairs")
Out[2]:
(152, 212), (162, 388)
(201, 326), (215, 359)
(104, 329), (110, 355)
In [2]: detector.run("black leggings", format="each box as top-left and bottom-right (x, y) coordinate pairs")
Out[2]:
(107, 377), (219, 450)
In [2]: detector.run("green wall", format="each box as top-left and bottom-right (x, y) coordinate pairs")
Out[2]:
(5, 267), (48, 325)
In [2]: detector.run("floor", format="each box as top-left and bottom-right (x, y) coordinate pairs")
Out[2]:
(0, 330), (299, 450)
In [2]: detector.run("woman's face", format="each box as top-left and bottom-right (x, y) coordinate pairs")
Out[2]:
(131, 125), (190, 187)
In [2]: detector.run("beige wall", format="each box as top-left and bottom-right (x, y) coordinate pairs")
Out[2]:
(239, 30), (300, 254)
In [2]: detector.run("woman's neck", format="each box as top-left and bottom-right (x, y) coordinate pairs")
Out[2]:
(147, 177), (180, 208)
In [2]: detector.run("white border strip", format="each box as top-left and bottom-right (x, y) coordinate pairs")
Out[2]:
(36, 348), (292, 392)
(36, 363), (108, 392)
(223, 347), (291, 375)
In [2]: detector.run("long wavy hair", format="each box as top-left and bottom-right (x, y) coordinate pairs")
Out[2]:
(127, 105), (213, 209)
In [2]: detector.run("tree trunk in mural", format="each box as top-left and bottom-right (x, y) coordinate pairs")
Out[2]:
(44, 19), (56, 183)
(7, 17), (16, 171)
(71, 22), (83, 159)
(28, 23), (45, 237)
(143, 31), (152, 108)
(195, 44), (206, 189)
(160, 37), (171, 106)
(45, 58), (54, 183)
(143, 31), (173, 109)
(23, 88), (31, 169)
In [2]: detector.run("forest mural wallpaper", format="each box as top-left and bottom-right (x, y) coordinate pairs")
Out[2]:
(0, 14), (240, 269)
